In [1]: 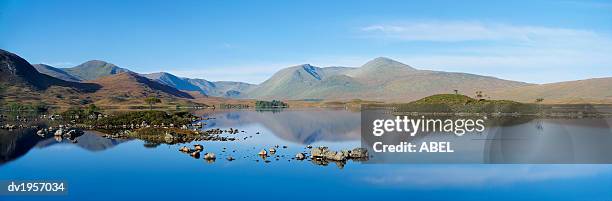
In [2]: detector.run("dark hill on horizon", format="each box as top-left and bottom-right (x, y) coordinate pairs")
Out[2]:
(0, 49), (100, 93)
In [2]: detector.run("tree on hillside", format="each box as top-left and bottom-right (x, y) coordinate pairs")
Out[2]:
(535, 98), (544, 115)
(86, 104), (100, 115)
(475, 91), (484, 101)
(145, 97), (161, 110)
(453, 89), (458, 95)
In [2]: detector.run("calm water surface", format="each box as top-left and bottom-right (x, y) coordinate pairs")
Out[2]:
(1, 109), (611, 200)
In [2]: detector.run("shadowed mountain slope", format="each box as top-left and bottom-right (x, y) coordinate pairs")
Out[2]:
(33, 64), (82, 82)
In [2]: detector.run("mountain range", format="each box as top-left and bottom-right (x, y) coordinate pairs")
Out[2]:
(2, 48), (611, 104)
(240, 57), (531, 101)
(141, 72), (255, 98)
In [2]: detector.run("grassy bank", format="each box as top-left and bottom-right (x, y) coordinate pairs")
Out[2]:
(389, 94), (538, 114)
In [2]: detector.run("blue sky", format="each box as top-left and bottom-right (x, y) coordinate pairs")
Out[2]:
(1, 0), (611, 84)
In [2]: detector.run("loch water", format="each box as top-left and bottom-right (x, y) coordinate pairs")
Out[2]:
(1, 109), (611, 200)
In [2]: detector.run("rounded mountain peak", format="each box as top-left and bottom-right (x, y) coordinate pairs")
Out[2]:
(361, 57), (415, 70)
(78, 60), (118, 68)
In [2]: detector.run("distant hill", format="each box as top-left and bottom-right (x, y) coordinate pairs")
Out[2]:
(142, 72), (203, 93)
(209, 81), (255, 98)
(490, 77), (612, 104)
(33, 64), (82, 82)
(63, 60), (131, 80)
(88, 72), (193, 101)
(143, 72), (255, 98)
(242, 57), (530, 101)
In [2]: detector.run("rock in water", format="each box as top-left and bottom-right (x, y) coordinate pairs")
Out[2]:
(350, 148), (368, 158)
(54, 129), (64, 136)
(179, 146), (190, 152)
(311, 147), (348, 161)
(295, 153), (305, 160)
(194, 144), (203, 151)
(164, 133), (174, 141)
(204, 153), (216, 160)
(310, 146), (328, 158)
(190, 151), (201, 158)
(324, 151), (348, 161)
(65, 129), (76, 137)
(36, 129), (46, 136)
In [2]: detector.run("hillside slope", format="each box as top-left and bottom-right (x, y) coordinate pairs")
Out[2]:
(87, 72), (193, 101)
(242, 57), (530, 101)
(490, 78), (612, 104)
(0, 50), (99, 91)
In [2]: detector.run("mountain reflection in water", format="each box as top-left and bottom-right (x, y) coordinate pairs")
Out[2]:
(1, 129), (130, 165)
(198, 109), (361, 144)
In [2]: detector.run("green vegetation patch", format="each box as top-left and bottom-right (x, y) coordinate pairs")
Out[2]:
(94, 110), (196, 126)
(255, 100), (288, 108)
(3, 102), (49, 113)
(395, 94), (537, 114)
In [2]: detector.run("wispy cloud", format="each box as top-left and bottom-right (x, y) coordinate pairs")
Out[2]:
(359, 21), (612, 83)
(360, 21), (604, 43)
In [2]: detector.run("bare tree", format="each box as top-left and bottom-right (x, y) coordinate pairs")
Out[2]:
(145, 97), (161, 110)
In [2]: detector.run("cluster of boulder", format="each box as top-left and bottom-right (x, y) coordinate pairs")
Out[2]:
(257, 145), (288, 157)
(34, 125), (83, 143)
(200, 127), (241, 135)
(1, 124), (17, 130)
(36, 125), (83, 138)
(310, 147), (368, 161)
(179, 144), (220, 163)
(103, 130), (131, 139)
(1, 123), (40, 130)
(162, 131), (236, 144)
